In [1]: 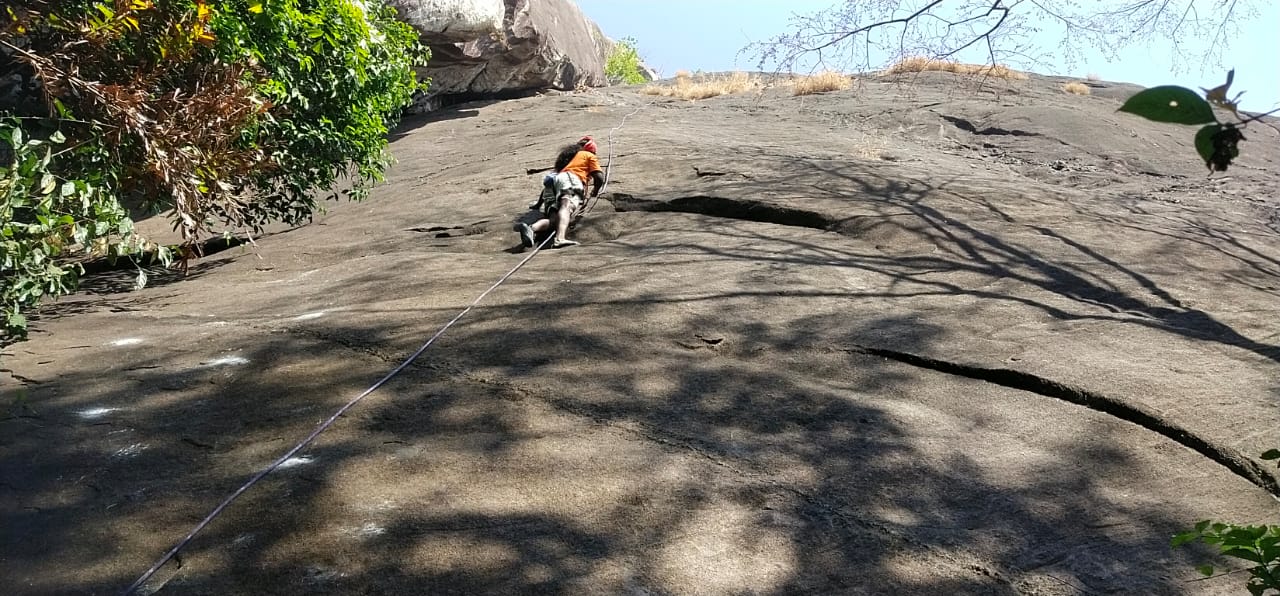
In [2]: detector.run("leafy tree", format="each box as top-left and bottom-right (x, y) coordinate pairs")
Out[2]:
(605, 36), (647, 85)
(0, 0), (428, 337)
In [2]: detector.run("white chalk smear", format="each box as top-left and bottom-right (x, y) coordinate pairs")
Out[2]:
(110, 338), (143, 346)
(268, 269), (319, 285)
(343, 523), (386, 538)
(278, 456), (315, 469)
(293, 311), (326, 321)
(113, 443), (147, 458)
(78, 407), (119, 419)
(204, 355), (249, 367)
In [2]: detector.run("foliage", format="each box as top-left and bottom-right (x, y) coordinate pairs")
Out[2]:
(1172, 450), (1280, 595)
(1118, 71), (1276, 173)
(605, 36), (647, 85)
(0, 122), (157, 332)
(0, 0), (428, 338)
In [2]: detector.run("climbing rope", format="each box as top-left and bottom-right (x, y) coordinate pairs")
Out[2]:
(579, 98), (655, 219)
(121, 98), (651, 595)
(121, 233), (555, 595)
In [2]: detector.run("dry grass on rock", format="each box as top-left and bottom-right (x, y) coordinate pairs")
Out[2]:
(792, 71), (853, 96)
(641, 71), (761, 100)
(1062, 81), (1091, 95)
(882, 56), (1028, 80)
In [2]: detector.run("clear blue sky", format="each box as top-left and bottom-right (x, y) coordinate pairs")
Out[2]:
(578, 0), (1279, 113)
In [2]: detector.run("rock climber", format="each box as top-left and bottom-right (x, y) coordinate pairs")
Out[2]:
(516, 136), (604, 249)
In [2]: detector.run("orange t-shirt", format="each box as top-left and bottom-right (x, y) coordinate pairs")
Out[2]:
(561, 151), (602, 185)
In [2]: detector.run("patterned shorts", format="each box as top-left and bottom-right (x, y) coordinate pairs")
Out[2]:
(547, 172), (584, 214)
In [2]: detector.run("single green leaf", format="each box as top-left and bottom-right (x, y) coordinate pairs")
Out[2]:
(1257, 535), (1280, 552)
(1197, 564), (1214, 577)
(1261, 449), (1280, 460)
(1171, 531), (1200, 548)
(1194, 125), (1219, 170)
(1119, 86), (1217, 125)
(1221, 547), (1263, 563)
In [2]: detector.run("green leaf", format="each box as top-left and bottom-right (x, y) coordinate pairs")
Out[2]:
(1194, 125), (1219, 169)
(1119, 86), (1217, 125)
(1171, 531), (1200, 548)
(1197, 564), (1214, 577)
(1261, 449), (1280, 460)
(1222, 547), (1264, 563)
(49, 130), (66, 144)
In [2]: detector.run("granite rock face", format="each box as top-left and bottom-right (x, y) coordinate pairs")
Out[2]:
(14, 69), (1280, 596)
(412, 0), (608, 103)
(388, 0), (505, 44)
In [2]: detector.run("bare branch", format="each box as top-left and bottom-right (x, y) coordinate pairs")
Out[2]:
(747, 0), (1254, 77)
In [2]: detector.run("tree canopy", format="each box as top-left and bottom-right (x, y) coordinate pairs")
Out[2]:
(1, 0), (428, 336)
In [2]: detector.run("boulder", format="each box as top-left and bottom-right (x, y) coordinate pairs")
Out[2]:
(638, 62), (660, 82)
(416, 0), (608, 100)
(388, 0), (505, 44)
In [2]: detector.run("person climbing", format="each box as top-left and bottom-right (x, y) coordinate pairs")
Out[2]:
(516, 136), (604, 249)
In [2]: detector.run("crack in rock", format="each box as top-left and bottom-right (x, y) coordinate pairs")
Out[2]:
(611, 193), (914, 240)
(611, 193), (834, 231)
(941, 114), (1039, 137)
(841, 344), (1280, 498)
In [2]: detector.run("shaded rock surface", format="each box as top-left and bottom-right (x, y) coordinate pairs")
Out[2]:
(416, 0), (608, 103)
(4, 72), (1280, 595)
